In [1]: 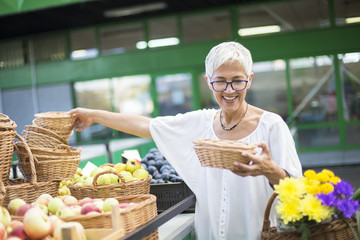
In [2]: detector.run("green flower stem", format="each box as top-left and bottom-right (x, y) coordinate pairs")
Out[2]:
(356, 211), (360, 236)
(344, 219), (360, 240)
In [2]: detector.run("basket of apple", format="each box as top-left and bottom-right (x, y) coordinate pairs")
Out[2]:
(4, 193), (158, 240)
(68, 160), (152, 200)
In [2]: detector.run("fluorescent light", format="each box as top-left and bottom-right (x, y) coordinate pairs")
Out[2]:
(346, 16), (360, 24)
(71, 49), (98, 60)
(136, 41), (147, 49)
(148, 37), (179, 48)
(238, 25), (281, 37)
(104, 2), (167, 18)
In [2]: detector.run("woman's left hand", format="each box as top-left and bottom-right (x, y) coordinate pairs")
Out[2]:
(232, 141), (288, 185)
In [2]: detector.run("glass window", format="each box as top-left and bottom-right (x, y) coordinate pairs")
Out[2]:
(338, 52), (360, 121)
(0, 40), (25, 69)
(70, 29), (98, 60)
(100, 23), (144, 55)
(238, 0), (329, 36)
(247, 60), (288, 120)
(149, 17), (177, 39)
(74, 79), (113, 141)
(198, 73), (218, 109)
(156, 73), (193, 115)
(182, 11), (231, 43)
(33, 34), (66, 62)
(334, 0), (360, 26)
(297, 127), (340, 148)
(345, 125), (360, 145)
(290, 55), (337, 124)
(112, 75), (153, 116)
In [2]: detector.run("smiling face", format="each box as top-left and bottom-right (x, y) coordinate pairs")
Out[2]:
(206, 61), (253, 114)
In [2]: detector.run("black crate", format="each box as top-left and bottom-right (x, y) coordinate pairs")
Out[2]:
(150, 181), (195, 213)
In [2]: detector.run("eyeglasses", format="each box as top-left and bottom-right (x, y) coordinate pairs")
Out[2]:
(209, 77), (249, 92)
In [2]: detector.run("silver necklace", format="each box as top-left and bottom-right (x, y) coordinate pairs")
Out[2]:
(220, 103), (248, 131)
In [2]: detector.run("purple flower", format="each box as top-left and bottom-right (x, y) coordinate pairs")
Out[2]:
(335, 198), (360, 219)
(334, 180), (354, 197)
(317, 192), (336, 206)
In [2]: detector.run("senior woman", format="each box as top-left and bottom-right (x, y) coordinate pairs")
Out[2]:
(69, 41), (302, 239)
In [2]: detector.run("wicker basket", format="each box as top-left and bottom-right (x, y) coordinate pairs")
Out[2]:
(61, 194), (158, 240)
(69, 169), (151, 199)
(33, 111), (76, 141)
(0, 140), (59, 207)
(261, 193), (360, 240)
(193, 139), (257, 171)
(15, 142), (81, 182)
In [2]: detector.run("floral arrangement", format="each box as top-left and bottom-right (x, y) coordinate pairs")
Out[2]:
(274, 169), (360, 240)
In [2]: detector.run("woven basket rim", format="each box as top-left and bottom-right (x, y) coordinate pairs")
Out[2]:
(24, 125), (68, 144)
(34, 111), (75, 119)
(193, 138), (257, 149)
(15, 142), (81, 154)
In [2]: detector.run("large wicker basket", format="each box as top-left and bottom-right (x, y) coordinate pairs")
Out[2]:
(33, 111), (76, 141)
(193, 139), (257, 171)
(0, 139), (59, 207)
(0, 114), (18, 186)
(15, 142), (81, 182)
(69, 169), (152, 199)
(261, 193), (360, 240)
(22, 125), (68, 148)
(61, 194), (158, 240)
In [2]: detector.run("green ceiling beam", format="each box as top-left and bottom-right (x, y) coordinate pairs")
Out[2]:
(0, 0), (92, 16)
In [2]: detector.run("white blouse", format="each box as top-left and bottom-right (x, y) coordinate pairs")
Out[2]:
(149, 109), (302, 240)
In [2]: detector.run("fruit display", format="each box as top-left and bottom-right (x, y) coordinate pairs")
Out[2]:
(0, 204), (86, 240)
(141, 148), (183, 184)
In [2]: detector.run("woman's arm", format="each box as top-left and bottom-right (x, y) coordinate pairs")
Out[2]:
(68, 108), (152, 138)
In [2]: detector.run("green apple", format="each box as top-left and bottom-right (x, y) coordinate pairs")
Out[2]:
(133, 169), (149, 179)
(120, 171), (134, 181)
(103, 198), (119, 212)
(109, 173), (119, 184)
(96, 174), (112, 184)
(48, 198), (65, 215)
(90, 167), (104, 178)
(84, 176), (94, 186)
(0, 207), (11, 228)
(114, 163), (127, 173)
(126, 159), (141, 173)
(8, 198), (26, 215)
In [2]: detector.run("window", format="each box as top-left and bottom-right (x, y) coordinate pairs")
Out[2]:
(74, 79), (113, 141)
(100, 23), (144, 55)
(70, 29), (98, 60)
(182, 11), (231, 43)
(0, 40), (25, 69)
(33, 34), (66, 62)
(156, 73), (193, 115)
(247, 60), (288, 120)
(238, 0), (330, 36)
(149, 17), (177, 39)
(198, 73), (218, 109)
(334, 0), (360, 26)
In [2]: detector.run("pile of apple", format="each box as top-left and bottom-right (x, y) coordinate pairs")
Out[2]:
(58, 159), (150, 195)
(0, 203), (85, 240)
(141, 148), (183, 184)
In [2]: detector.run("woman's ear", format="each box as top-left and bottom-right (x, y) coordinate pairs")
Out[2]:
(205, 75), (213, 90)
(247, 72), (254, 89)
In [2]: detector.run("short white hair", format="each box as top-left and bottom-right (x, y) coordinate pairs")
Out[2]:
(205, 41), (253, 78)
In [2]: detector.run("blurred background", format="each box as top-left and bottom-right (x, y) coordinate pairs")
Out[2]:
(0, 0), (359, 186)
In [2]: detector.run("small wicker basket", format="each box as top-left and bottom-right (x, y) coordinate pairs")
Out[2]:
(69, 169), (152, 200)
(15, 142), (81, 182)
(33, 111), (76, 141)
(0, 139), (59, 207)
(261, 193), (360, 240)
(193, 139), (257, 171)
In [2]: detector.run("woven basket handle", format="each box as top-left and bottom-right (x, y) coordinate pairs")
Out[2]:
(262, 193), (278, 232)
(0, 173), (6, 197)
(92, 169), (126, 187)
(54, 144), (72, 152)
(100, 163), (114, 168)
(14, 133), (37, 184)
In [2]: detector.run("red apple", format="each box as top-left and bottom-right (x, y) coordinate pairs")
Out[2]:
(7, 199), (26, 215)
(0, 222), (6, 240)
(5, 237), (21, 240)
(23, 208), (51, 239)
(119, 203), (129, 208)
(78, 197), (93, 206)
(80, 203), (100, 215)
(7, 220), (23, 234)
(15, 204), (32, 216)
(7, 225), (27, 240)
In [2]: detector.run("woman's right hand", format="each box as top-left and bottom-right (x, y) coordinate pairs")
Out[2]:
(68, 107), (94, 132)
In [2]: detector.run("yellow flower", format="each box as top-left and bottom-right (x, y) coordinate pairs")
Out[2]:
(300, 194), (332, 223)
(329, 176), (341, 185)
(304, 178), (322, 195)
(304, 170), (317, 180)
(316, 172), (330, 183)
(276, 198), (303, 225)
(321, 169), (335, 178)
(274, 177), (306, 200)
(320, 183), (334, 194)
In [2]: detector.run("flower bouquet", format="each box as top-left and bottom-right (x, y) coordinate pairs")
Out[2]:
(261, 169), (360, 240)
